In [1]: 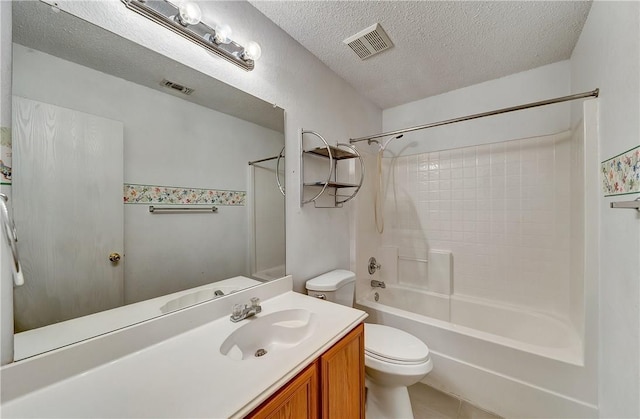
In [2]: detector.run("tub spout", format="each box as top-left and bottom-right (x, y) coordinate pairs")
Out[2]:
(371, 280), (386, 289)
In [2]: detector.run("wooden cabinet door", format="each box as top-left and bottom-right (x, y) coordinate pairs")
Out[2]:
(248, 361), (318, 419)
(320, 323), (365, 419)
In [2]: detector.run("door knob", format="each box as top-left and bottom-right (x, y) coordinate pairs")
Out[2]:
(109, 252), (121, 263)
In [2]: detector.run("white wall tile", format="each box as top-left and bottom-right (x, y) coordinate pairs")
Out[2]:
(378, 131), (574, 318)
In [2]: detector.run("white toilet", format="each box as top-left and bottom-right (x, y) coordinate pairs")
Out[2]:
(306, 270), (433, 419)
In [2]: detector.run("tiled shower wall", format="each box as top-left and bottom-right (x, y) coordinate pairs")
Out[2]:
(381, 131), (574, 317)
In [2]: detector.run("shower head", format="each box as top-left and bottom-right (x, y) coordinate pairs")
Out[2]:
(367, 134), (404, 152)
(380, 134), (404, 151)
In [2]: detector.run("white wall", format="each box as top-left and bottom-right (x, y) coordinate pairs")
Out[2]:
(570, 2), (640, 417)
(12, 44), (285, 304)
(382, 61), (571, 155)
(50, 0), (382, 294)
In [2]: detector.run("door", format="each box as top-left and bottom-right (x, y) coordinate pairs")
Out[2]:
(12, 97), (124, 331)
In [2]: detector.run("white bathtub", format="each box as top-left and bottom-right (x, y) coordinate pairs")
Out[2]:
(356, 284), (597, 418)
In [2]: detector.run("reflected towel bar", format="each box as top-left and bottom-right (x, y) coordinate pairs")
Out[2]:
(610, 197), (640, 211)
(149, 206), (218, 213)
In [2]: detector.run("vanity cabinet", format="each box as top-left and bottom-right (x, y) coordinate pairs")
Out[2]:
(247, 323), (364, 419)
(320, 322), (365, 418)
(249, 361), (319, 419)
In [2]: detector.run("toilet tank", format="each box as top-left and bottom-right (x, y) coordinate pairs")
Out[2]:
(305, 269), (356, 307)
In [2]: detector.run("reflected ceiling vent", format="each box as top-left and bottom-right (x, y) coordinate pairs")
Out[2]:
(160, 79), (195, 95)
(343, 23), (394, 60)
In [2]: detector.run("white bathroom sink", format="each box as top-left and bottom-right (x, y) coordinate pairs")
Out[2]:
(219, 309), (316, 360)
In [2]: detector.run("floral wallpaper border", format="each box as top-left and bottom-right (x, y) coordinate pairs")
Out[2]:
(124, 183), (245, 206)
(601, 145), (640, 196)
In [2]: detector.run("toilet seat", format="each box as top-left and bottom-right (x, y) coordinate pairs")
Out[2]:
(365, 350), (427, 366)
(364, 350), (433, 379)
(364, 323), (430, 365)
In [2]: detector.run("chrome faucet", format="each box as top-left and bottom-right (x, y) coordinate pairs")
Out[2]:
(371, 280), (386, 289)
(368, 257), (382, 274)
(230, 297), (262, 322)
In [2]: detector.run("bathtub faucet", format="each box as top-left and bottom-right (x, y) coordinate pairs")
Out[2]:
(371, 280), (386, 289)
(368, 257), (382, 274)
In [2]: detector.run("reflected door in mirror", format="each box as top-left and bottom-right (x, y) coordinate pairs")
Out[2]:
(13, 97), (124, 331)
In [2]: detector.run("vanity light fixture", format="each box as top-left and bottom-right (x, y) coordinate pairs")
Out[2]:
(176, 2), (201, 26)
(212, 23), (232, 44)
(242, 41), (262, 61)
(121, 0), (261, 71)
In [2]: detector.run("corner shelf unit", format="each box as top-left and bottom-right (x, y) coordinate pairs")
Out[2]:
(300, 129), (364, 208)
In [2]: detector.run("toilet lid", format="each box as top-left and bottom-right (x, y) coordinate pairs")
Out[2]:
(364, 323), (430, 364)
(305, 269), (355, 292)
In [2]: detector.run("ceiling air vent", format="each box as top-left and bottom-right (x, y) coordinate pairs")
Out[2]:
(343, 23), (394, 60)
(160, 79), (195, 95)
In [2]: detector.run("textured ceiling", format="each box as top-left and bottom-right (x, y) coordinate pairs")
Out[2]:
(12, 1), (284, 133)
(249, 1), (592, 109)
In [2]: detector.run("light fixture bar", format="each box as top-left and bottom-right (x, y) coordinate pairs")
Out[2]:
(121, 0), (255, 71)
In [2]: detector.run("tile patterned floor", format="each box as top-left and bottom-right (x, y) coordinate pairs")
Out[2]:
(408, 383), (502, 419)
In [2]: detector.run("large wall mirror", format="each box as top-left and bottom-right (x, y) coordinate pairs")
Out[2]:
(11, 1), (285, 360)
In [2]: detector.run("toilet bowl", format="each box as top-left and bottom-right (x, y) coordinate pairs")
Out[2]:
(364, 323), (433, 418)
(306, 270), (432, 419)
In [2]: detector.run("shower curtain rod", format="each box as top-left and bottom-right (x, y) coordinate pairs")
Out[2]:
(349, 88), (599, 144)
(248, 147), (285, 166)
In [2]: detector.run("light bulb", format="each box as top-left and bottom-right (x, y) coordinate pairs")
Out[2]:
(178, 2), (201, 26)
(213, 23), (232, 44)
(243, 41), (262, 61)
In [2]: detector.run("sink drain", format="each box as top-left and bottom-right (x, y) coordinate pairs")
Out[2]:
(255, 348), (267, 357)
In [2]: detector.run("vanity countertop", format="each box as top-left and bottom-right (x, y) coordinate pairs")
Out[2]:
(1, 289), (367, 418)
